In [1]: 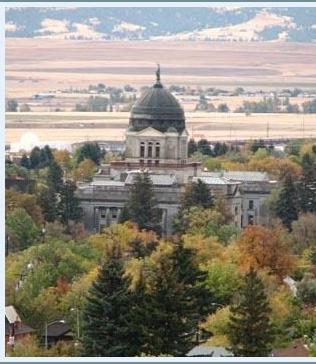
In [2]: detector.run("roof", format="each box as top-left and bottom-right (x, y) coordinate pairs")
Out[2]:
(192, 176), (236, 186)
(129, 72), (185, 133)
(187, 345), (233, 357)
(223, 171), (269, 182)
(5, 306), (21, 324)
(91, 180), (125, 187)
(46, 322), (71, 338)
(5, 320), (34, 336)
(273, 339), (309, 357)
(125, 173), (177, 186)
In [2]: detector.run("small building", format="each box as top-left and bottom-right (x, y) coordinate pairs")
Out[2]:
(5, 305), (33, 351)
(41, 321), (73, 347)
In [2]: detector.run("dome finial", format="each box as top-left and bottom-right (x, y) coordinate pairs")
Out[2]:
(156, 63), (160, 82)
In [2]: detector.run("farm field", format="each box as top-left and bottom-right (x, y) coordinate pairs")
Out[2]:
(6, 39), (316, 99)
(5, 112), (316, 145)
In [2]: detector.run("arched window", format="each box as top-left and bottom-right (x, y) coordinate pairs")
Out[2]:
(140, 142), (145, 158)
(148, 142), (153, 158)
(155, 142), (160, 158)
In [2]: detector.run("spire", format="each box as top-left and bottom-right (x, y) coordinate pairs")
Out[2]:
(156, 63), (160, 82)
(154, 63), (163, 88)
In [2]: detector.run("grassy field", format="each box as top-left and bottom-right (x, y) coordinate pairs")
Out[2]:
(6, 39), (316, 99)
(6, 112), (316, 144)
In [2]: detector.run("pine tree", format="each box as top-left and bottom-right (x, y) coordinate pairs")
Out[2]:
(38, 187), (58, 222)
(181, 179), (213, 210)
(124, 172), (161, 234)
(20, 154), (30, 169)
(227, 268), (274, 357)
(47, 160), (63, 193)
(276, 173), (299, 230)
(58, 180), (82, 225)
(188, 138), (197, 156)
(81, 253), (142, 356)
(135, 241), (205, 356)
(299, 153), (316, 213)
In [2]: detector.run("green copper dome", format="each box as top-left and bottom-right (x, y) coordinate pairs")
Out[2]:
(129, 66), (185, 133)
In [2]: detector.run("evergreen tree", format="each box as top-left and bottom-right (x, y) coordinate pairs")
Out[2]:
(197, 139), (212, 156)
(123, 172), (161, 234)
(38, 187), (58, 222)
(47, 160), (63, 193)
(181, 179), (213, 210)
(299, 153), (316, 213)
(29, 147), (41, 169)
(188, 138), (197, 156)
(137, 241), (200, 356)
(76, 143), (104, 165)
(227, 268), (274, 357)
(20, 154), (30, 169)
(81, 253), (142, 356)
(276, 173), (299, 230)
(58, 180), (81, 225)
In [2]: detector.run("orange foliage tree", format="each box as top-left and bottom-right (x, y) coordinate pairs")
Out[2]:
(236, 225), (295, 278)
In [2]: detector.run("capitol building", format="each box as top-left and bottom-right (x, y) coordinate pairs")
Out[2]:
(77, 69), (277, 236)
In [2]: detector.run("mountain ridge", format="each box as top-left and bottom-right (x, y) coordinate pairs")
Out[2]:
(5, 7), (316, 42)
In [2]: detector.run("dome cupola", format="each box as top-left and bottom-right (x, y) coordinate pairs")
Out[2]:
(129, 65), (185, 133)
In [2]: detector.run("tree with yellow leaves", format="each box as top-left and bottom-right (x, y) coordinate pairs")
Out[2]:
(236, 225), (295, 279)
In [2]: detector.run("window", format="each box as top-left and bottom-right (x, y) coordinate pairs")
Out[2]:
(140, 142), (145, 158)
(155, 160), (159, 166)
(147, 160), (152, 166)
(248, 215), (254, 225)
(235, 206), (238, 215)
(148, 142), (153, 158)
(249, 200), (254, 210)
(100, 209), (106, 219)
(140, 159), (144, 165)
(111, 208), (118, 220)
(155, 143), (160, 158)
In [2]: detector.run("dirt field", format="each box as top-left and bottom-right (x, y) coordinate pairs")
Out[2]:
(6, 39), (316, 99)
(6, 112), (316, 145)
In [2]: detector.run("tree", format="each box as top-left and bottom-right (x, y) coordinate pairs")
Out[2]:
(298, 153), (316, 213)
(276, 173), (299, 230)
(6, 208), (39, 252)
(37, 186), (58, 222)
(58, 180), (81, 225)
(6, 189), (43, 225)
(197, 139), (212, 155)
(81, 253), (141, 356)
(236, 225), (294, 278)
(174, 180), (214, 234)
(217, 103), (229, 112)
(76, 143), (103, 165)
(121, 172), (161, 234)
(290, 213), (316, 254)
(20, 154), (30, 169)
(227, 268), (274, 357)
(73, 159), (96, 182)
(297, 273), (316, 305)
(6, 99), (18, 112)
(188, 138), (197, 156)
(19, 103), (31, 112)
(180, 179), (213, 211)
(125, 240), (202, 356)
(47, 160), (63, 192)
(204, 260), (241, 305)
